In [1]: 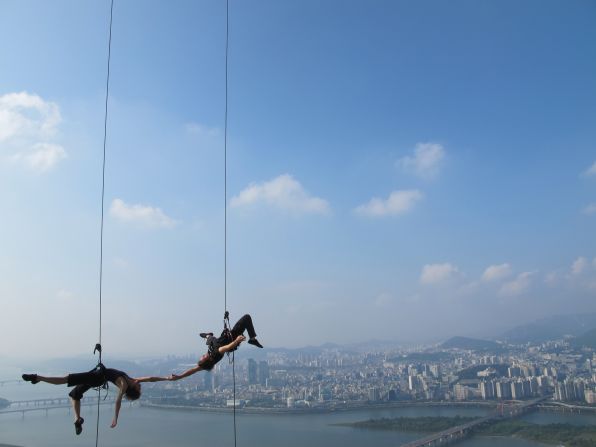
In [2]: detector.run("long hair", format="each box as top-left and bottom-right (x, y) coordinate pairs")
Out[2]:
(125, 383), (141, 400)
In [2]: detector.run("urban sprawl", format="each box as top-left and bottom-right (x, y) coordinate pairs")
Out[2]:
(141, 337), (596, 411)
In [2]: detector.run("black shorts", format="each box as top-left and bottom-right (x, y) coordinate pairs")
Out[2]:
(67, 370), (105, 401)
(198, 353), (220, 371)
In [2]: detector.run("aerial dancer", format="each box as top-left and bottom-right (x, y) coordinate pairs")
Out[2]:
(169, 313), (263, 380)
(22, 365), (167, 434)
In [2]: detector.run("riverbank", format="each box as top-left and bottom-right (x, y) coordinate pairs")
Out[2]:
(333, 415), (477, 431)
(475, 419), (596, 446)
(538, 403), (596, 414)
(142, 399), (596, 418)
(140, 400), (497, 415)
(338, 415), (596, 447)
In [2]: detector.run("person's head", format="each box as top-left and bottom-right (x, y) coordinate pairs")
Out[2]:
(125, 380), (141, 401)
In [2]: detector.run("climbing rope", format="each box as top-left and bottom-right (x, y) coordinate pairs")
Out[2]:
(223, 1), (237, 446)
(224, 0), (229, 319)
(95, 0), (114, 445)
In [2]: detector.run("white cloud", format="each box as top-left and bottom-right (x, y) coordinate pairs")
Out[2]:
(482, 263), (512, 282)
(0, 91), (66, 172)
(582, 203), (596, 215)
(584, 161), (596, 177)
(12, 143), (67, 172)
(544, 271), (559, 287)
(397, 142), (445, 178)
(355, 189), (423, 217)
(230, 174), (330, 215)
(0, 92), (61, 142)
(500, 271), (534, 296)
(571, 257), (588, 276)
(420, 263), (459, 284)
(185, 122), (220, 137)
(546, 257), (596, 289)
(110, 198), (177, 228)
(374, 292), (394, 308)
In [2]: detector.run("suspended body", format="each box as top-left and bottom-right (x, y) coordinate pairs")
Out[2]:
(170, 313), (263, 380)
(21, 365), (166, 434)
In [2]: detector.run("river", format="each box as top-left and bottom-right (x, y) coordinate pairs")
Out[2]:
(1, 375), (594, 447)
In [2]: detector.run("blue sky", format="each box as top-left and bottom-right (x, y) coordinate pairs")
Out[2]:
(1, 0), (595, 360)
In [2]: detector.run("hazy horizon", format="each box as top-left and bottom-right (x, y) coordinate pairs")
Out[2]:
(1, 0), (595, 361)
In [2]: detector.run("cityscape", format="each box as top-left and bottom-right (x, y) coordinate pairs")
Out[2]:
(3, 318), (596, 447)
(137, 332), (596, 413)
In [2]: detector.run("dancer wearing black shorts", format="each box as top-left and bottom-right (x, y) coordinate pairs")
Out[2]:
(22, 365), (166, 434)
(169, 313), (263, 380)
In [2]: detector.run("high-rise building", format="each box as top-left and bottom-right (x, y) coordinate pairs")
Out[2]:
(574, 380), (585, 401)
(430, 364), (441, 379)
(480, 381), (495, 400)
(529, 377), (539, 396)
(368, 387), (380, 401)
(496, 381), (511, 399)
(554, 382), (567, 401)
(521, 380), (532, 398)
(259, 360), (270, 386)
(204, 371), (214, 391)
(565, 380), (577, 401)
(511, 381), (523, 399)
(248, 359), (258, 385)
(454, 384), (468, 401)
(408, 375), (421, 391)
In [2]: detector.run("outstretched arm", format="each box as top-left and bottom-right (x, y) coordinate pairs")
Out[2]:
(134, 376), (170, 383)
(218, 335), (245, 354)
(169, 365), (203, 381)
(111, 378), (126, 428)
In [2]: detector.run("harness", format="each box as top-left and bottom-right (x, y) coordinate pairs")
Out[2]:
(205, 312), (237, 363)
(93, 344), (109, 397)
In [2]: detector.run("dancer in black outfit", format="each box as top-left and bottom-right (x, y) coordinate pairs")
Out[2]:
(22, 365), (166, 434)
(169, 313), (263, 380)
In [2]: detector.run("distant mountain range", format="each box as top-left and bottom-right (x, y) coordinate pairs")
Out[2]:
(571, 327), (596, 350)
(500, 312), (596, 343)
(440, 336), (501, 351)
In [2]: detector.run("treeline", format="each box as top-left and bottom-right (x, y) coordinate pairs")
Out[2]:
(338, 416), (596, 446)
(0, 398), (9, 409)
(474, 420), (596, 447)
(455, 363), (509, 380)
(335, 416), (476, 432)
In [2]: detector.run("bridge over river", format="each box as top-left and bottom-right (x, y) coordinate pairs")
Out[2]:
(0, 395), (116, 416)
(400, 397), (549, 447)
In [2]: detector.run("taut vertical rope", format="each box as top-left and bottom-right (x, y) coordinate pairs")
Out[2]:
(224, 0), (229, 316)
(223, 1), (237, 446)
(96, 0), (114, 445)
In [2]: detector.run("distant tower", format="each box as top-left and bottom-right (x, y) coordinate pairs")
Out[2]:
(430, 364), (441, 379)
(258, 360), (269, 386)
(480, 381), (495, 400)
(510, 381), (523, 399)
(368, 387), (380, 402)
(248, 359), (258, 385)
(496, 381), (511, 399)
(204, 371), (214, 391)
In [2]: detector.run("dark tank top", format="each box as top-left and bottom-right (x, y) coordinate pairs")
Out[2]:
(103, 368), (129, 385)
